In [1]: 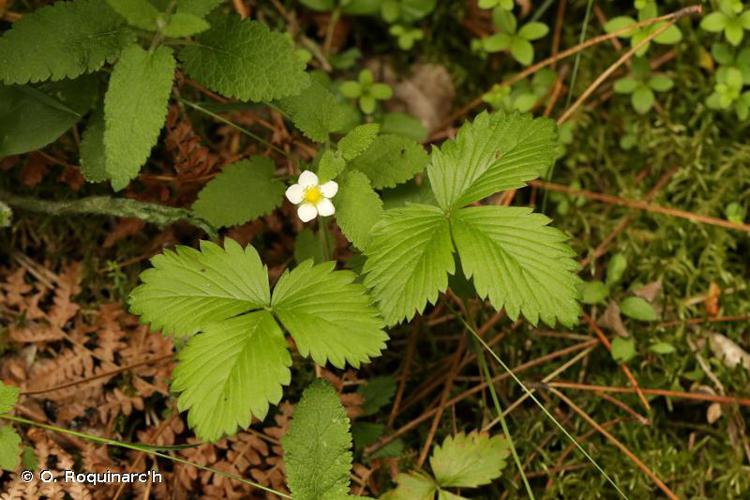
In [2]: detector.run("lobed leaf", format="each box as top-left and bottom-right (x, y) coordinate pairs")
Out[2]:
(430, 432), (510, 488)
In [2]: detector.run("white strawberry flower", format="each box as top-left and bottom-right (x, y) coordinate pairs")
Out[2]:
(285, 170), (338, 222)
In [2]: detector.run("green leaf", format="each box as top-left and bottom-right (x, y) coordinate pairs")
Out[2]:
(299, 0), (336, 11)
(363, 204), (455, 325)
(0, 75), (98, 156)
(294, 228), (333, 265)
(427, 111), (558, 211)
(192, 157), (285, 228)
(510, 37), (534, 65)
(451, 206), (581, 326)
(271, 260), (388, 368)
(335, 171), (384, 250)
(580, 281), (609, 304)
(631, 85), (655, 114)
(0, 426), (21, 471)
(349, 135), (429, 189)
(606, 253), (627, 286)
(518, 22), (549, 41)
(176, 0), (223, 17)
(129, 239), (271, 337)
(620, 296), (659, 321)
(338, 123), (380, 160)
(162, 13), (211, 37)
(611, 337), (636, 362)
(282, 380), (352, 500)
(317, 149), (348, 182)
(649, 342), (676, 354)
(384, 472), (438, 500)
(277, 78), (348, 142)
(172, 310), (291, 441)
(701, 12), (729, 32)
(604, 16), (637, 36)
(654, 24), (682, 45)
(614, 78), (638, 94)
(79, 108), (109, 182)
(0, 382), (19, 414)
(358, 376), (396, 416)
(381, 112), (428, 142)
(648, 75), (674, 92)
(725, 20), (745, 46)
(430, 432), (510, 488)
(104, 44), (175, 190)
(0, 203), (10, 228)
(107, 0), (159, 31)
(0, 0), (134, 84)
(179, 16), (310, 102)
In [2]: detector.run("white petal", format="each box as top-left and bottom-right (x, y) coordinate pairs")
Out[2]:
(297, 170), (319, 188)
(320, 180), (339, 198)
(297, 203), (318, 222)
(316, 198), (335, 217)
(285, 184), (304, 204)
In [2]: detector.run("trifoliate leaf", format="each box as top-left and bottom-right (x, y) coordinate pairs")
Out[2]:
(430, 432), (510, 488)
(349, 135), (429, 189)
(363, 204), (455, 325)
(79, 107), (108, 182)
(192, 157), (285, 228)
(104, 44), (175, 190)
(0, 426), (21, 471)
(0, 0), (134, 84)
(179, 16), (309, 102)
(172, 310), (291, 441)
(338, 123), (380, 160)
(611, 337), (636, 362)
(276, 78), (348, 142)
(335, 171), (384, 250)
(129, 239), (271, 337)
(283, 380), (353, 500)
(428, 111), (558, 210)
(358, 376), (396, 416)
(383, 472), (438, 500)
(620, 296), (658, 321)
(107, 0), (159, 31)
(271, 261), (388, 369)
(451, 206), (581, 326)
(0, 383), (19, 414)
(0, 75), (98, 156)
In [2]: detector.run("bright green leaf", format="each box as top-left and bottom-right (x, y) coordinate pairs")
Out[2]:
(129, 239), (271, 337)
(338, 123), (380, 160)
(107, 0), (159, 31)
(605, 16), (637, 37)
(317, 150), (348, 182)
(349, 134), (429, 189)
(383, 472), (437, 500)
(518, 22), (549, 41)
(580, 281), (609, 305)
(192, 157), (285, 228)
(620, 296), (659, 321)
(649, 342), (676, 354)
(277, 78), (348, 142)
(614, 78), (638, 94)
(606, 253), (627, 286)
(335, 171), (384, 250)
(451, 206), (581, 327)
(0, 0), (134, 84)
(104, 44), (175, 190)
(271, 260), (388, 368)
(631, 85), (655, 114)
(430, 432), (510, 488)
(0, 383), (19, 414)
(611, 337), (636, 362)
(363, 204), (455, 325)
(179, 16), (309, 101)
(163, 12), (211, 37)
(648, 75), (674, 92)
(172, 310), (291, 441)
(427, 111), (558, 211)
(0, 426), (21, 471)
(510, 37), (534, 65)
(701, 12), (729, 32)
(282, 380), (352, 500)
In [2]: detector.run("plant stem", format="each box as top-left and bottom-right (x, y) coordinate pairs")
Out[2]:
(1, 414), (291, 498)
(0, 189), (217, 237)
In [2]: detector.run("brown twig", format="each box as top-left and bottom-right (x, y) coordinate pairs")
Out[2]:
(388, 319), (420, 427)
(532, 179), (750, 233)
(547, 387), (679, 500)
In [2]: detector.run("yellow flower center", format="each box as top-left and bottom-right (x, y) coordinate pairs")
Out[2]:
(303, 186), (323, 204)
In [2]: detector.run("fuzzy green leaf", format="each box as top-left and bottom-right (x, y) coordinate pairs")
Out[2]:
(348, 135), (429, 189)
(283, 380), (353, 500)
(129, 239), (270, 337)
(0, 383), (19, 414)
(172, 311), (291, 441)
(163, 13), (211, 37)
(277, 79), (348, 142)
(335, 171), (384, 250)
(0, 0), (134, 84)
(180, 16), (309, 102)
(428, 111), (558, 211)
(338, 123), (380, 160)
(0, 75), (98, 156)
(430, 432), (510, 488)
(271, 261), (388, 369)
(451, 206), (581, 326)
(363, 204), (455, 325)
(79, 108), (108, 182)
(104, 44), (175, 190)
(0, 426), (21, 471)
(192, 157), (285, 228)
(176, 0), (223, 17)
(107, 0), (159, 31)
